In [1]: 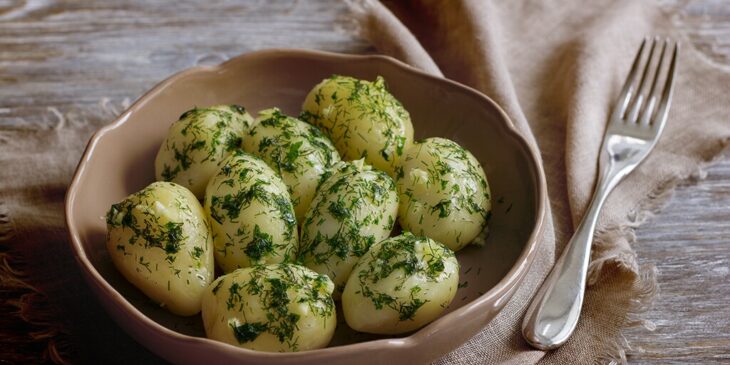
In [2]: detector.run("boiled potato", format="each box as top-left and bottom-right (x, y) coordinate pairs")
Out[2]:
(204, 152), (298, 273)
(342, 232), (459, 334)
(105, 181), (214, 316)
(155, 104), (254, 198)
(301, 75), (413, 177)
(242, 108), (340, 223)
(396, 137), (492, 251)
(299, 159), (398, 298)
(201, 264), (336, 352)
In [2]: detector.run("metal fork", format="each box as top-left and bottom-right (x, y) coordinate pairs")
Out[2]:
(522, 37), (679, 350)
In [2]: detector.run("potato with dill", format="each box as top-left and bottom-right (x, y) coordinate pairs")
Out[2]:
(204, 151), (298, 273)
(105, 181), (214, 316)
(242, 108), (340, 223)
(342, 232), (459, 334)
(298, 159), (398, 299)
(201, 264), (336, 352)
(301, 75), (414, 178)
(155, 104), (254, 199)
(396, 137), (492, 252)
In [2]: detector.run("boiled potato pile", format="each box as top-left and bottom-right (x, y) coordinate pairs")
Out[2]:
(204, 151), (298, 273)
(106, 74), (492, 352)
(155, 104), (254, 198)
(299, 159), (398, 298)
(242, 108), (340, 222)
(302, 75), (414, 178)
(105, 181), (214, 316)
(202, 264), (336, 352)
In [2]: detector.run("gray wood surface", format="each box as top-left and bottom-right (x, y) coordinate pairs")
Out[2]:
(626, 2), (730, 363)
(625, 156), (730, 364)
(0, 0), (727, 363)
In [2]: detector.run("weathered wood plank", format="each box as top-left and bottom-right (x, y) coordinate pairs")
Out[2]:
(659, 0), (730, 67)
(624, 1), (730, 363)
(625, 151), (730, 364)
(0, 0), (370, 130)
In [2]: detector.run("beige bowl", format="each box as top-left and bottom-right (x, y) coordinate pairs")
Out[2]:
(65, 49), (546, 364)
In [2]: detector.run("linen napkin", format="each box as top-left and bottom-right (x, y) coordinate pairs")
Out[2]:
(346, 0), (730, 363)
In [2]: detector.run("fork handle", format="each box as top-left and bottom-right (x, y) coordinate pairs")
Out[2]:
(521, 171), (620, 350)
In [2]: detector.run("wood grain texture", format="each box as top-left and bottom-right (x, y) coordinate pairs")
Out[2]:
(0, 0), (727, 363)
(625, 1), (730, 364)
(0, 0), (370, 130)
(625, 155), (730, 364)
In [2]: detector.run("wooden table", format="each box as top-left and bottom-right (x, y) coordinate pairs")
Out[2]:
(0, 1), (727, 363)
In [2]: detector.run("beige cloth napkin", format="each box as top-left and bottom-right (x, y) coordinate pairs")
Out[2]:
(347, 0), (730, 363)
(1, 0), (729, 363)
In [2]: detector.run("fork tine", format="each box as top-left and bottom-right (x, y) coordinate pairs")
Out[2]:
(626, 38), (659, 123)
(611, 38), (648, 122)
(639, 39), (669, 126)
(651, 42), (678, 131)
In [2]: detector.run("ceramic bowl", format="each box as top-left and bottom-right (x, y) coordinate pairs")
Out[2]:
(65, 49), (546, 364)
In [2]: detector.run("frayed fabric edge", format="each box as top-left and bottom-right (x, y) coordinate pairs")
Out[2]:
(588, 136), (730, 286)
(588, 137), (730, 365)
(595, 265), (659, 365)
(0, 202), (72, 365)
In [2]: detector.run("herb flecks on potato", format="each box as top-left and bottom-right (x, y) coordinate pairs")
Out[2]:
(106, 181), (215, 316)
(342, 232), (459, 334)
(302, 75), (413, 178)
(204, 152), (298, 273)
(201, 264), (336, 352)
(396, 137), (492, 251)
(298, 159), (398, 299)
(242, 108), (340, 223)
(155, 104), (254, 198)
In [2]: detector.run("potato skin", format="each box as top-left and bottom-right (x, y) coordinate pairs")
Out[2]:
(396, 137), (492, 251)
(298, 159), (398, 299)
(155, 104), (254, 198)
(201, 264), (336, 352)
(342, 232), (459, 334)
(301, 75), (413, 178)
(242, 108), (340, 223)
(204, 152), (298, 273)
(105, 181), (214, 316)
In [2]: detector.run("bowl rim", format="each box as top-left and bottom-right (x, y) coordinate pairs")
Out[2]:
(64, 48), (547, 360)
